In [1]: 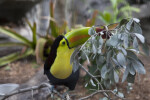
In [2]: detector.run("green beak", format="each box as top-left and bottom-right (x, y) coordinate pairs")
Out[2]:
(64, 27), (90, 48)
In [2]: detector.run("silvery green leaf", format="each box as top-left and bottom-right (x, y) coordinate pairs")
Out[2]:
(88, 27), (95, 35)
(92, 44), (97, 54)
(123, 34), (128, 48)
(118, 92), (124, 98)
(142, 42), (149, 56)
(85, 83), (88, 87)
(126, 19), (133, 30)
(99, 97), (108, 100)
(120, 47), (127, 55)
(122, 67), (129, 82)
(96, 55), (104, 65)
(114, 70), (119, 83)
(99, 36), (103, 45)
(0, 84), (19, 95)
(133, 37), (139, 51)
(107, 50), (112, 63)
(133, 18), (140, 23)
(133, 22), (142, 34)
(134, 33), (145, 43)
(72, 60), (79, 73)
(106, 35), (119, 47)
(101, 64), (108, 79)
(90, 79), (96, 87)
(127, 50), (138, 60)
(132, 60), (146, 74)
(70, 48), (79, 64)
(129, 63), (136, 75)
(112, 58), (121, 67)
(117, 52), (126, 67)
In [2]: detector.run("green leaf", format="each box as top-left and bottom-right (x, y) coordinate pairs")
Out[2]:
(0, 27), (32, 47)
(0, 42), (27, 47)
(0, 49), (33, 67)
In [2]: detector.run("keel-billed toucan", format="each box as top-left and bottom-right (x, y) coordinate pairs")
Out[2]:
(44, 26), (115, 90)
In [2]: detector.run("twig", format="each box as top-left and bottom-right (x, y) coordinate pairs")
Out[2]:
(2, 83), (63, 100)
(79, 63), (109, 98)
(78, 90), (126, 100)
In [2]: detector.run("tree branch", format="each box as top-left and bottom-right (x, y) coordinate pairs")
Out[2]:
(2, 83), (63, 100)
(78, 90), (126, 100)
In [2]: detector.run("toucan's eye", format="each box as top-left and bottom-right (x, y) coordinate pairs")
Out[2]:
(62, 41), (65, 45)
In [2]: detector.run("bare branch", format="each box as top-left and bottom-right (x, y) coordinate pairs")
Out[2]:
(2, 83), (63, 100)
(78, 90), (126, 100)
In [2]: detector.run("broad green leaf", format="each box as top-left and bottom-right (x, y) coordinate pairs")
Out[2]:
(134, 33), (145, 43)
(0, 27), (32, 47)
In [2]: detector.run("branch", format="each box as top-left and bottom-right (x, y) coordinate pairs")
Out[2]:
(2, 83), (63, 100)
(78, 90), (126, 100)
(79, 63), (109, 98)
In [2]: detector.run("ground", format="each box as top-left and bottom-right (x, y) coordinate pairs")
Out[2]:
(0, 55), (150, 100)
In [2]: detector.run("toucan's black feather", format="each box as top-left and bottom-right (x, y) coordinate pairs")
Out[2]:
(44, 35), (79, 90)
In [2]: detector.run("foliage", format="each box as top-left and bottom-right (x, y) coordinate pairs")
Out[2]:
(71, 18), (149, 98)
(0, 1), (67, 66)
(98, 0), (140, 24)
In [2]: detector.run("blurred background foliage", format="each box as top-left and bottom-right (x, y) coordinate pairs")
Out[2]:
(0, 0), (141, 66)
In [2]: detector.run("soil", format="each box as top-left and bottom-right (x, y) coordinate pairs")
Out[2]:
(0, 55), (150, 100)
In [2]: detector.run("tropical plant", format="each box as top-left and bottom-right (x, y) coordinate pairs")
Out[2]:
(71, 18), (149, 99)
(98, 0), (140, 25)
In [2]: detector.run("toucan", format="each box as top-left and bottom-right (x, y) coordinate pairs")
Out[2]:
(44, 26), (115, 91)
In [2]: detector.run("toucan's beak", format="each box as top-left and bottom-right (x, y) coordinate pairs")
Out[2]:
(64, 27), (90, 49)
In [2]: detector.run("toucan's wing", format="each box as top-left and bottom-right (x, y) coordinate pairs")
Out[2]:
(44, 35), (64, 74)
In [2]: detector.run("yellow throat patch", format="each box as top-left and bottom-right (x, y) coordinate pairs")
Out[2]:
(50, 38), (74, 79)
